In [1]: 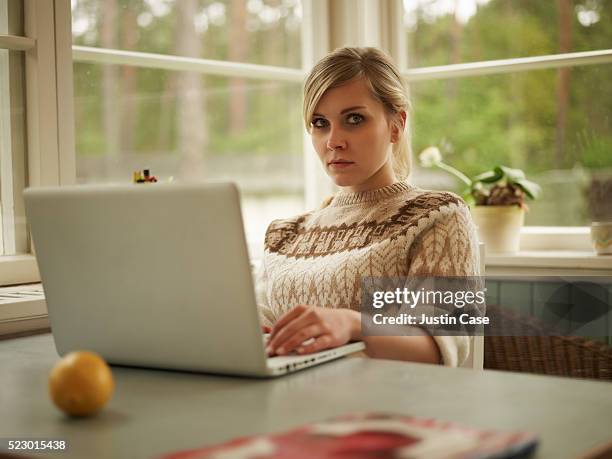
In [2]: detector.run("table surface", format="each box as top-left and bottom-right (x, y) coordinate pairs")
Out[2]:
(1, 333), (612, 459)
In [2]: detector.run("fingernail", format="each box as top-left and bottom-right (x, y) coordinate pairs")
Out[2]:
(277, 347), (285, 355)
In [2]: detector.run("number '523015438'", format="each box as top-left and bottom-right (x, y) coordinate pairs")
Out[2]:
(6, 439), (67, 451)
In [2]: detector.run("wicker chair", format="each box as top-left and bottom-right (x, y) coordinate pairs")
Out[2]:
(483, 304), (612, 381)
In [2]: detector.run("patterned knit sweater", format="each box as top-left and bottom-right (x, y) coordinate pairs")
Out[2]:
(256, 181), (481, 367)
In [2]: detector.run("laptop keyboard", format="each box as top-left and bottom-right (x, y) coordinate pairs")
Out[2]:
(262, 334), (315, 356)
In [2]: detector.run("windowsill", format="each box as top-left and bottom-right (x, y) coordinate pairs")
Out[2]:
(486, 250), (612, 270)
(0, 283), (48, 338)
(0, 255), (41, 286)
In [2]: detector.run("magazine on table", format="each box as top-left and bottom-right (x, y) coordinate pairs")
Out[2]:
(156, 412), (539, 459)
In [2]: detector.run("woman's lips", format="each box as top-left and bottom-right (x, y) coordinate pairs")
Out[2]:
(329, 160), (355, 169)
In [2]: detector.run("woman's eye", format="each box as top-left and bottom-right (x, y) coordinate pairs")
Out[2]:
(346, 113), (364, 125)
(311, 118), (328, 129)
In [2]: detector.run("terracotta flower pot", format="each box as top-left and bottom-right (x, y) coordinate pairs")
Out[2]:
(470, 205), (525, 255)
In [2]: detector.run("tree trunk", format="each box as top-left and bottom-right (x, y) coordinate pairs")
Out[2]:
(555, 0), (572, 168)
(263, 0), (281, 97)
(175, 0), (206, 180)
(158, 74), (176, 155)
(472, 3), (482, 61)
(120, 4), (138, 155)
(450, 0), (462, 66)
(446, 1), (463, 108)
(101, 0), (119, 159)
(228, 0), (249, 134)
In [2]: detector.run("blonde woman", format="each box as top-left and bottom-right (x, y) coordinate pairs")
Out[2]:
(257, 47), (480, 367)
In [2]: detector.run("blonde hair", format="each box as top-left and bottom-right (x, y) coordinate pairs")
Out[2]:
(303, 46), (412, 180)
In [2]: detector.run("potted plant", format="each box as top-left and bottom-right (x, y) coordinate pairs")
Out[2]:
(588, 176), (612, 255)
(419, 146), (541, 254)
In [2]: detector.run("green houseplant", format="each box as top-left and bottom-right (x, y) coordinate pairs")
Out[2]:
(419, 146), (542, 254)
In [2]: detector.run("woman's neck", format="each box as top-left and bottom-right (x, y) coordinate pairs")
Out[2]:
(344, 162), (397, 193)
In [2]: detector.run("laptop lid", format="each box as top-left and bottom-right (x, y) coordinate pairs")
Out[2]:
(24, 182), (269, 375)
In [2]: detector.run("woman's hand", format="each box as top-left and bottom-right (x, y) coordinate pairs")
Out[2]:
(267, 305), (359, 356)
(265, 305), (442, 364)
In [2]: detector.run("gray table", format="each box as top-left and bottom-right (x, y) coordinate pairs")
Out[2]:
(1, 334), (611, 459)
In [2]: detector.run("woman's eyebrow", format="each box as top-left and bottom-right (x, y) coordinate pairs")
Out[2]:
(312, 105), (367, 117)
(340, 105), (367, 114)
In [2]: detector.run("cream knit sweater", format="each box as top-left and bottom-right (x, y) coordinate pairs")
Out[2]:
(256, 181), (481, 367)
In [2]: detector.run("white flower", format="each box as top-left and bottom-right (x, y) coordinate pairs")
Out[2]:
(419, 146), (442, 167)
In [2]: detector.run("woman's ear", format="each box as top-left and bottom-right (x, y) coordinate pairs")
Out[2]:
(390, 111), (407, 144)
(399, 110), (407, 129)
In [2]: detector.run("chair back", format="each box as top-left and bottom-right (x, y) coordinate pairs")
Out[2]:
(460, 243), (485, 369)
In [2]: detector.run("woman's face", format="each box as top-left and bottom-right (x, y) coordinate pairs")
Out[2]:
(310, 77), (400, 193)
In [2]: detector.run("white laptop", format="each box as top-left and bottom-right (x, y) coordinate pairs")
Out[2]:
(24, 182), (364, 377)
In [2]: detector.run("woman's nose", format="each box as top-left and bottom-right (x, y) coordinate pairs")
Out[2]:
(326, 127), (347, 151)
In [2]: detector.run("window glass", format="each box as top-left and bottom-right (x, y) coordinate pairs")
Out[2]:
(72, 1), (306, 248)
(72, 0), (303, 68)
(0, 0), (28, 257)
(73, 62), (305, 244)
(0, 0), (6, 35)
(410, 65), (612, 226)
(404, 0), (611, 67)
(0, 48), (28, 255)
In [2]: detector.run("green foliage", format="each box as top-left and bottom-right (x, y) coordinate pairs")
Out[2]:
(473, 165), (541, 200)
(419, 147), (541, 207)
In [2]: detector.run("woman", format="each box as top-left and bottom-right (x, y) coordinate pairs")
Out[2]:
(257, 47), (480, 367)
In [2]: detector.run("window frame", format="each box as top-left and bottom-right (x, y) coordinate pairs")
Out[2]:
(0, 0), (609, 297)
(403, 49), (612, 81)
(0, 0), (35, 285)
(1, 0), (320, 288)
(0, 0), (75, 287)
(0, 0), (610, 339)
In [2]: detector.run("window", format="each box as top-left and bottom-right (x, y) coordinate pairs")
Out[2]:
(404, 0), (612, 227)
(0, 0), (28, 257)
(71, 0), (306, 247)
(1, 0), (609, 336)
(1, 0), (608, 291)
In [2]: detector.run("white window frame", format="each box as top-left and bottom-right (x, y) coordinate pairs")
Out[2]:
(0, 1), (34, 286)
(2, 0), (609, 286)
(0, 0), (76, 287)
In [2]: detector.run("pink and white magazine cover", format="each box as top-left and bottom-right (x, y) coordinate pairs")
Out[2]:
(156, 412), (539, 459)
